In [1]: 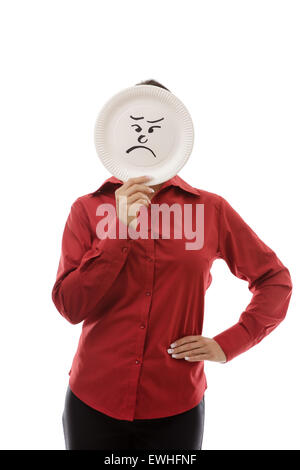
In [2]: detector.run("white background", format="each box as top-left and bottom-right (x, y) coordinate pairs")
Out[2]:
(0, 0), (299, 450)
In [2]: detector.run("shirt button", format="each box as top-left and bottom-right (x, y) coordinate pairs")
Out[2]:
(146, 256), (153, 262)
(145, 291), (151, 296)
(140, 324), (145, 329)
(122, 246), (128, 253)
(135, 360), (140, 364)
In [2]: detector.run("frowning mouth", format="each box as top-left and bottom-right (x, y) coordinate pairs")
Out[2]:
(126, 146), (157, 158)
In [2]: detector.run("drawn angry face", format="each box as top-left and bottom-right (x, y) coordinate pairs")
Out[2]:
(126, 115), (165, 159)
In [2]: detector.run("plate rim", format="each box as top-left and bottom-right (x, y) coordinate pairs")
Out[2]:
(94, 85), (194, 185)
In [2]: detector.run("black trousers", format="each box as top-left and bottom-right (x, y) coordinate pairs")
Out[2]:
(62, 386), (205, 450)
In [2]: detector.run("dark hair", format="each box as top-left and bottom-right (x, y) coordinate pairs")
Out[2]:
(135, 79), (170, 92)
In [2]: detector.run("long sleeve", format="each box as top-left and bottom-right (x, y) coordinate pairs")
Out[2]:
(213, 196), (292, 362)
(52, 198), (132, 325)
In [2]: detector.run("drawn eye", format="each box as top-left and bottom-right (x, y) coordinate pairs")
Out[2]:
(148, 126), (161, 134)
(131, 124), (142, 133)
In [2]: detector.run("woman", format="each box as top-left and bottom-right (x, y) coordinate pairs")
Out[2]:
(52, 79), (292, 450)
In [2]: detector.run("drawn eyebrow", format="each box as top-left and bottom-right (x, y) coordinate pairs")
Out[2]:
(146, 117), (164, 123)
(130, 115), (144, 120)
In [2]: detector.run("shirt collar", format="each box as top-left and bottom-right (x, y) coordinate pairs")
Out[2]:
(92, 174), (199, 197)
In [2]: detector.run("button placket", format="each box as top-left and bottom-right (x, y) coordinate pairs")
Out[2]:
(137, 238), (155, 352)
(126, 237), (155, 420)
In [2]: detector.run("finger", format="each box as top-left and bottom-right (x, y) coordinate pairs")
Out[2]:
(124, 184), (155, 197)
(170, 347), (207, 359)
(170, 335), (202, 348)
(122, 176), (152, 190)
(169, 344), (207, 356)
(127, 192), (151, 204)
(184, 354), (210, 362)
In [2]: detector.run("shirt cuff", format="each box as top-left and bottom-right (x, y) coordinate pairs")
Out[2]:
(213, 323), (254, 363)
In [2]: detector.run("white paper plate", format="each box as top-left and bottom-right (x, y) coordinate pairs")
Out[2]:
(94, 85), (194, 185)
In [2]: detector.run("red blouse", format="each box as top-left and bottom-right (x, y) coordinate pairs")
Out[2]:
(52, 174), (292, 421)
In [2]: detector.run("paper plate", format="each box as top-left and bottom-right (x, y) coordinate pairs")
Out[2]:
(94, 85), (194, 185)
